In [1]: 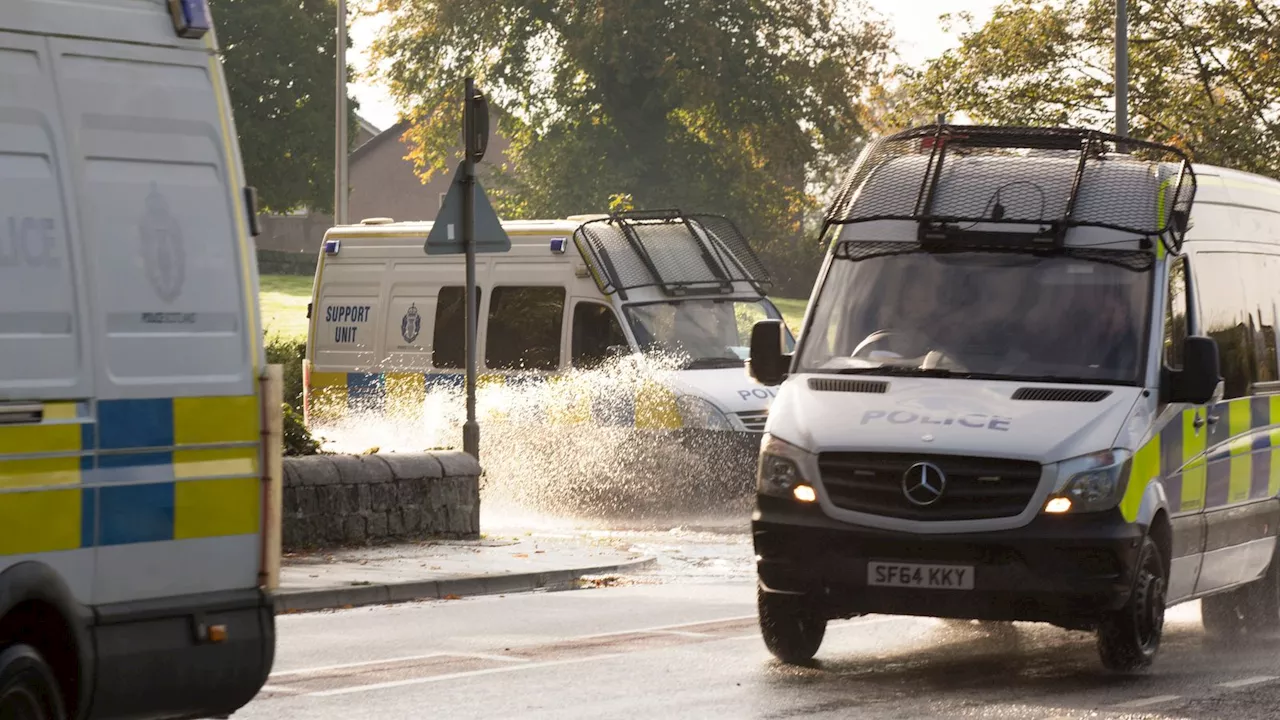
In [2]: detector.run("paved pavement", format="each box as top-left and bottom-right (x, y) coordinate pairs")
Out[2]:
(276, 534), (655, 612)
(237, 527), (1280, 719)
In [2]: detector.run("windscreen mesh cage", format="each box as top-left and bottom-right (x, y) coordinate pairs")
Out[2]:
(572, 210), (773, 297)
(825, 125), (1197, 253)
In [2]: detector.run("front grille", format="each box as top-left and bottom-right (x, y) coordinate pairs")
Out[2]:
(736, 410), (768, 432)
(818, 453), (1042, 521)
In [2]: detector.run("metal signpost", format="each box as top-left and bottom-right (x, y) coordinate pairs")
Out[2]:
(425, 79), (512, 461)
(335, 0), (349, 225)
(1116, 0), (1129, 139)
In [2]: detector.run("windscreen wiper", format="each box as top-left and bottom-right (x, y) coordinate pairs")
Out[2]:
(829, 366), (971, 378)
(684, 357), (745, 370)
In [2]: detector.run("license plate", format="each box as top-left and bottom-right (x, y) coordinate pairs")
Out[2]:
(868, 562), (974, 590)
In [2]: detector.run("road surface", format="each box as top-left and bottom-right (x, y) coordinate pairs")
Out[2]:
(236, 528), (1280, 719)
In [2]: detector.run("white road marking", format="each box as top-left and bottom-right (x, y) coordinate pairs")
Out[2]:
(1114, 695), (1181, 709)
(270, 652), (529, 678)
(651, 630), (714, 638)
(725, 615), (903, 641)
(306, 653), (628, 697)
(259, 685), (301, 694)
(1218, 675), (1278, 689)
(567, 614), (758, 641)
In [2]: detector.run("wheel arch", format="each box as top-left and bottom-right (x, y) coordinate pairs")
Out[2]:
(0, 562), (95, 720)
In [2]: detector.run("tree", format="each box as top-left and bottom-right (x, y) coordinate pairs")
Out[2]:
(885, 0), (1280, 179)
(369, 0), (892, 295)
(210, 0), (360, 213)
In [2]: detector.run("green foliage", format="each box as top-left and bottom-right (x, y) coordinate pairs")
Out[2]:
(282, 403), (322, 456)
(209, 0), (361, 213)
(265, 335), (306, 414)
(369, 0), (893, 296)
(885, 0), (1280, 179)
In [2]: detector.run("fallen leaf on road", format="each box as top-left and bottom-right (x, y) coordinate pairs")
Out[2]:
(535, 550), (545, 554)
(512, 553), (528, 559)
(443, 594), (462, 600)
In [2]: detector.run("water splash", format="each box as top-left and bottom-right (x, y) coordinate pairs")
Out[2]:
(311, 353), (760, 529)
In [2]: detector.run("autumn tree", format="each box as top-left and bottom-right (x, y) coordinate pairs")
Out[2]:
(210, 0), (360, 213)
(886, 0), (1280, 179)
(369, 0), (892, 295)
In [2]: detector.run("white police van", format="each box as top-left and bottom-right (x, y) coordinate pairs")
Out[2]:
(0, 1), (273, 718)
(304, 210), (794, 494)
(748, 124), (1280, 671)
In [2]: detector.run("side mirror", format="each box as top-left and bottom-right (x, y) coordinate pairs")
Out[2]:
(1167, 335), (1221, 405)
(747, 319), (791, 386)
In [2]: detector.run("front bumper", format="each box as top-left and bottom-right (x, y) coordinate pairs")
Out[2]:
(753, 496), (1144, 630)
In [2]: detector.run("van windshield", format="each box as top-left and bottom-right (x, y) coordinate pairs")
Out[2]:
(797, 248), (1153, 384)
(623, 298), (794, 369)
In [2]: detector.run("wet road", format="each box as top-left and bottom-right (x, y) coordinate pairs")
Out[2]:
(237, 528), (1280, 720)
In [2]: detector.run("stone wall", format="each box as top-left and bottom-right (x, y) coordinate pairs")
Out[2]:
(282, 451), (480, 549)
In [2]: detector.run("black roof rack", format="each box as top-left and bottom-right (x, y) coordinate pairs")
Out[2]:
(572, 210), (772, 300)
(825, 124), (1197, 255)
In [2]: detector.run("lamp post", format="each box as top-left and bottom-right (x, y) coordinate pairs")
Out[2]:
(335, 0), (349, 225)
(1116, 0), (1129, 139)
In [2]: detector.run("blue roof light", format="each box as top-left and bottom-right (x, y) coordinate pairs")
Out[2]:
(323, 240), (341, 255)
(550, 238), (567, 254)
(170, 0), (212, 39)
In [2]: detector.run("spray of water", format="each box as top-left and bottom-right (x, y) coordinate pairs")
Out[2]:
(311, 353), (760, 530)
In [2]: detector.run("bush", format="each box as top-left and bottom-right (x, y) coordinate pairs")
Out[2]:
(265, 334), (306, 414)
(265, 334), (319, 456)
(282, 402), (321, 456)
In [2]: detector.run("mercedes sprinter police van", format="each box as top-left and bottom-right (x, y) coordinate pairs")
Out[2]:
(304, 211), (794, 489)
(748, 124), (1280, 671)
(0, 1), (273, 718)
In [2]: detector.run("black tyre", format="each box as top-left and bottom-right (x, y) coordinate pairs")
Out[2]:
(1201, 589), (1249, 638)
(0, 644), (65, 720)
(1200, 541), (1280, 638)
(1097, 536), (1166, 672)
(758, 586), (826, 664)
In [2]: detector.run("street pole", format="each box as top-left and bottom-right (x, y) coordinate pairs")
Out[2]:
(335, 0), (349, 225)
(462, 78), (480, 460)
(1115, 0), (1129, 140)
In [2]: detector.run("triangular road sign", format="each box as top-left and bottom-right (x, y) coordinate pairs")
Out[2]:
(425, 162), (512, 255)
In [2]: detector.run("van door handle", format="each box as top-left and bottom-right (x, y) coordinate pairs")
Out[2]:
(1194, 412), (1220, 430)
(0, 404), (43, 425)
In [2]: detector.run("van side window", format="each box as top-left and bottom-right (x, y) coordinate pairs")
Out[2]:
(486, 287), (566, 371)
(1163, 256), (1188, 370)
(1197, 253), (1258, 398)
(432, 286), (481, 369)
(1246, 255), (1278, 385)
(572, 302), (628, 369)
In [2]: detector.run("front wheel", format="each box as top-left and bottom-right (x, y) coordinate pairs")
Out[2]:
(1097, 536), (1166, 672)
(0, 644), (66, 720)
(758, 586), (826, 664)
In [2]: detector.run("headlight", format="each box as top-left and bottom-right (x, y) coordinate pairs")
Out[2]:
(675, 395), (733, 431)
(1045, 449), (1132, 514)
(758, 433), (820, 498)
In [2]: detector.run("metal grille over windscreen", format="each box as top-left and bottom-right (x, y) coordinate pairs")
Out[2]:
(573, 210), (772, 298)
(824, 125), (1197, 254)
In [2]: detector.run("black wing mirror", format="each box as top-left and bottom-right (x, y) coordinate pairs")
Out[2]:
(1167, 335), (1221, 405)
(747, 319), (791, 386)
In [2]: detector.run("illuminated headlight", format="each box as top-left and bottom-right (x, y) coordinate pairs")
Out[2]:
(758, 434), (821, 499)
(675, 395), (733, 431)
(1045, 449), (1132, 514)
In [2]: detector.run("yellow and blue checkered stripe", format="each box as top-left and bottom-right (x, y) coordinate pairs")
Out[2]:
(307, 371), (685, 430)
(1122, 396), (1280, 522)
(0, 396), (262, 556)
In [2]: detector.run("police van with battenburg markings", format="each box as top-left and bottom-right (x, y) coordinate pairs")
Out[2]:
(304, 210), (795, 486)
(747, 124), (1280, 671)
(0, 1), (274, 718)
